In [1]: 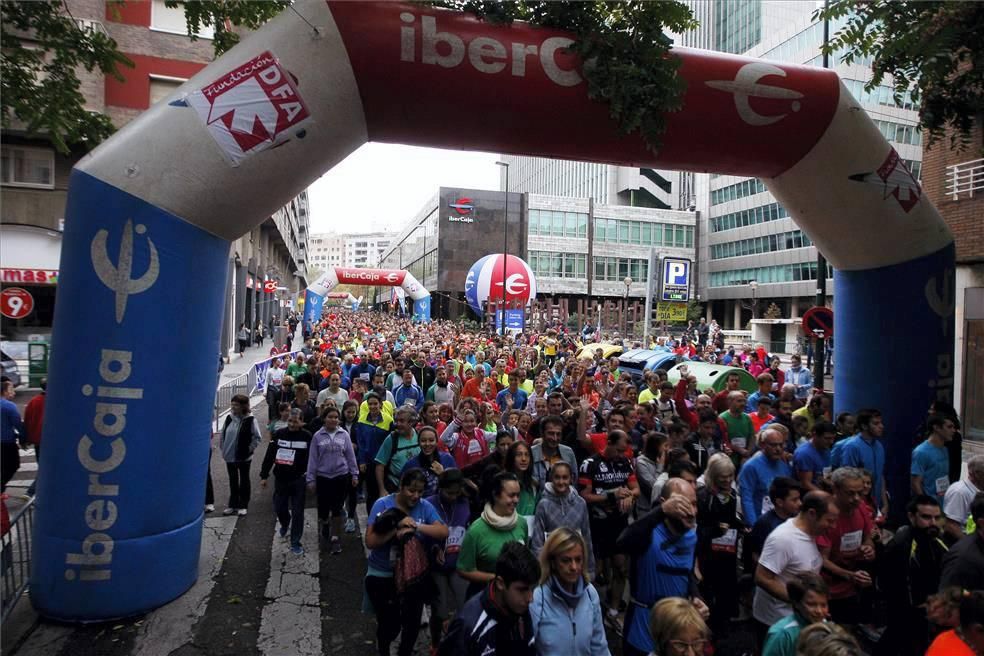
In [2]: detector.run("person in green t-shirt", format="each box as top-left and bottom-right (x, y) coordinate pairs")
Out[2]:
(286, 353), (308, 379)
(374, 407), (420, 493)
(457, 471), (528, 597)
(719, 390), (754, 462)
(762, 572), (830, 656)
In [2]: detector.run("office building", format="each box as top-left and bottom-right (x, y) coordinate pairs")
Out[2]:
(0, 0), (310, 359)
(685, 1), (924, 329)
(307, 232), (393, 272)
(378, 187), (696, 325)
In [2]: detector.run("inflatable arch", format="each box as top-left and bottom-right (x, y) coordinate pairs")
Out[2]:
(304, 266), (430, 330)
(35, 0), (954, 620)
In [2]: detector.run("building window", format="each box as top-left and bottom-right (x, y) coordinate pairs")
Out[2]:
(710, 229), (814, 260)
(709, 262), (834, 287)
(151, 0), (214, 38)
(530, 251), (586, 279)
(1, 146), (55, 189)
(149, 75), (186, 105)
(592, 218), (694, 248)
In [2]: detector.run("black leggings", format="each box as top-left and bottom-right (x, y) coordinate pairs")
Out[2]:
(365, 575), (425, 656)
(226, 460), (251, 509)
(315, 474), (351, 521)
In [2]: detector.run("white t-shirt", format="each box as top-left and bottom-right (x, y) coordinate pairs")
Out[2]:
(317, 387), (349, 408)
(265, 366), (285, 388)
(943, 479), (981, 527)
(753, 519), (823, 625)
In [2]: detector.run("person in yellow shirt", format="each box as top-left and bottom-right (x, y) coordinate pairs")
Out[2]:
(792, 394), (826, 434)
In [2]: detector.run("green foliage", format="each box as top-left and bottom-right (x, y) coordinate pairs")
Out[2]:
(815, 1), (984, 151)
(168, 1), (290, 56)
(425, 1), (697, 154)
(1, 0), (290, 154)
(686, 299), (704, 324)
(1, 1), (130, 153)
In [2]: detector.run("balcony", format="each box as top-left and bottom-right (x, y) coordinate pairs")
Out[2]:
(946, 158), (984, 201)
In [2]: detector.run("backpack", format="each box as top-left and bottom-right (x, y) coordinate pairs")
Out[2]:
(395, 535), (431, 595)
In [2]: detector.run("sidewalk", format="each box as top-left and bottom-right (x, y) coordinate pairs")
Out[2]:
(217, 325), (302, 390)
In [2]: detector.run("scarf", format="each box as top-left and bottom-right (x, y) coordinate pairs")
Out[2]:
(481, 503), (518, 531)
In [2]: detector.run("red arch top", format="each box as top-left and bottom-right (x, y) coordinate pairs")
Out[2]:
(328, 1), (840, 179)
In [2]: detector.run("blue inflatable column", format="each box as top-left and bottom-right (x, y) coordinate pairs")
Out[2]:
(834, 243), (955, 523)
(304, 289), (325, 331)
(31, 172), (230, 620)
(413, 296), (432, 323)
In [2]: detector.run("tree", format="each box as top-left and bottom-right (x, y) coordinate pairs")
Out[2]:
(1, 0), (289, 154)
(816, 1), (984, 151)
(685, 298), (704, 324)
(428, 1), (697, 154)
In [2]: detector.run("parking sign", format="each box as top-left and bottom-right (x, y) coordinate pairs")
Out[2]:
(660, 258), (691, 302)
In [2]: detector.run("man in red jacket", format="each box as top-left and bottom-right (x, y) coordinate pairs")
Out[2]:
(23, 379), (45, 497)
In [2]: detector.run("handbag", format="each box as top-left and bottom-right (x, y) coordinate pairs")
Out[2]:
(394, 535), (431, 594)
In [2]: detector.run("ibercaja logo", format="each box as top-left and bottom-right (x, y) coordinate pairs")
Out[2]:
(186, 51), (311, 166)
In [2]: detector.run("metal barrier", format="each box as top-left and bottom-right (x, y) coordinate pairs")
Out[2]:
(213, 350), (301, 429)
(2, 497), (36, 623)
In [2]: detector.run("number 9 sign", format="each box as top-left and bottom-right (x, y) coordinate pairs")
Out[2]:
(1, 287), (35, 319)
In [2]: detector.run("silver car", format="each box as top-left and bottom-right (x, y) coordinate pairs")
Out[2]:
(1, 350), (22, 388)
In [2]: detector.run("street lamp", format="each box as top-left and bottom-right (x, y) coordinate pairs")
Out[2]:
(495, 160), (510, 336)
(749, 280), (758, 318)
(622, 276), (632, 339)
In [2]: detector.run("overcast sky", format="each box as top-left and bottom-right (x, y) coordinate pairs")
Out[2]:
(306, 143), (502, 236)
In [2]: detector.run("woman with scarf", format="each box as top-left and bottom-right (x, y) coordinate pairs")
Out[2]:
(440, 408), (497, 469)
(695, 453), (741, 638)
(530, 528), (610, 656)
(456, 471), (528, 598)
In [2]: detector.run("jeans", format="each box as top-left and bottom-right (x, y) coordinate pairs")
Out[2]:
(226, 460), (252, 509)
(273, 477), (307, 547)
(365, 575), (425, 656)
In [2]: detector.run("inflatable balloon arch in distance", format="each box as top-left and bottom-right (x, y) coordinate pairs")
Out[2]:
(465, 254), (537, 328)
(39, 0), (954, 621)
(303, 266), (428, 331)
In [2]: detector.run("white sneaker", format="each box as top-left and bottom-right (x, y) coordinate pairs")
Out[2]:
(222, 508), (237, 516)
(237, 508), (248, 516)
(204, 504), (215, 513)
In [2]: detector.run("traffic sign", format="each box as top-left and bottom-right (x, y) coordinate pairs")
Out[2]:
(0, 287), (34, 319)
(802, 307), (834, 340)
(655, 302), (687, 322)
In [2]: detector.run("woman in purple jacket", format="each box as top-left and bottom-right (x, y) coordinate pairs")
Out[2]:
(307, 406), (359, 555)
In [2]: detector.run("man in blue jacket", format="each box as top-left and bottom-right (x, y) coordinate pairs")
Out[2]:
(739, 428), (795, 526)
(393, 369), (424, 411)
(440, 541), (539, 656)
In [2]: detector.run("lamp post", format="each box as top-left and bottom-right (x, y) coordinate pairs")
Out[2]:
(495, 160), (510, 336)
(622, 276), (632, 340)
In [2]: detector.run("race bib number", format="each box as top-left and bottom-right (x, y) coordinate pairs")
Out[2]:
(467, 439), (482, 456)
(446, 526), (465, 555)
(711, 528), (738, 553)
(525, 515), (535, 537)
(275, 448), (296, 465)
(359, 373), (370, 381)
(731, 437), (747, 449)
(761, 495), (774, 515)
(935, 476), (949, 496)
(839, 529), (862, 553)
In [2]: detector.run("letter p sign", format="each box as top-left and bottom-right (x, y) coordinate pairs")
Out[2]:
(666, 261), (688, 286)
(660, 258), (691, 302)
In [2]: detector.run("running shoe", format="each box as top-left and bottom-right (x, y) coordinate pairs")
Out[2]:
(279, 525), (289, 540)
(290, 545), (304, 555)
(237, 508), (248, 516)
(330, 538), (342, 555)
(344, 518), (356, 534)
(204, 504), (215, 513)
(222, 507), (237, 516)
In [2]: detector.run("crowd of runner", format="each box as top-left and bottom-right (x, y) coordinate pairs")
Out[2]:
(211, 309), (984, 656)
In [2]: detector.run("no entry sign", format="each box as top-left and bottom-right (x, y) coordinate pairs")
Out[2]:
(0, 287), (34, 319)
(802, 306), (834, 340)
